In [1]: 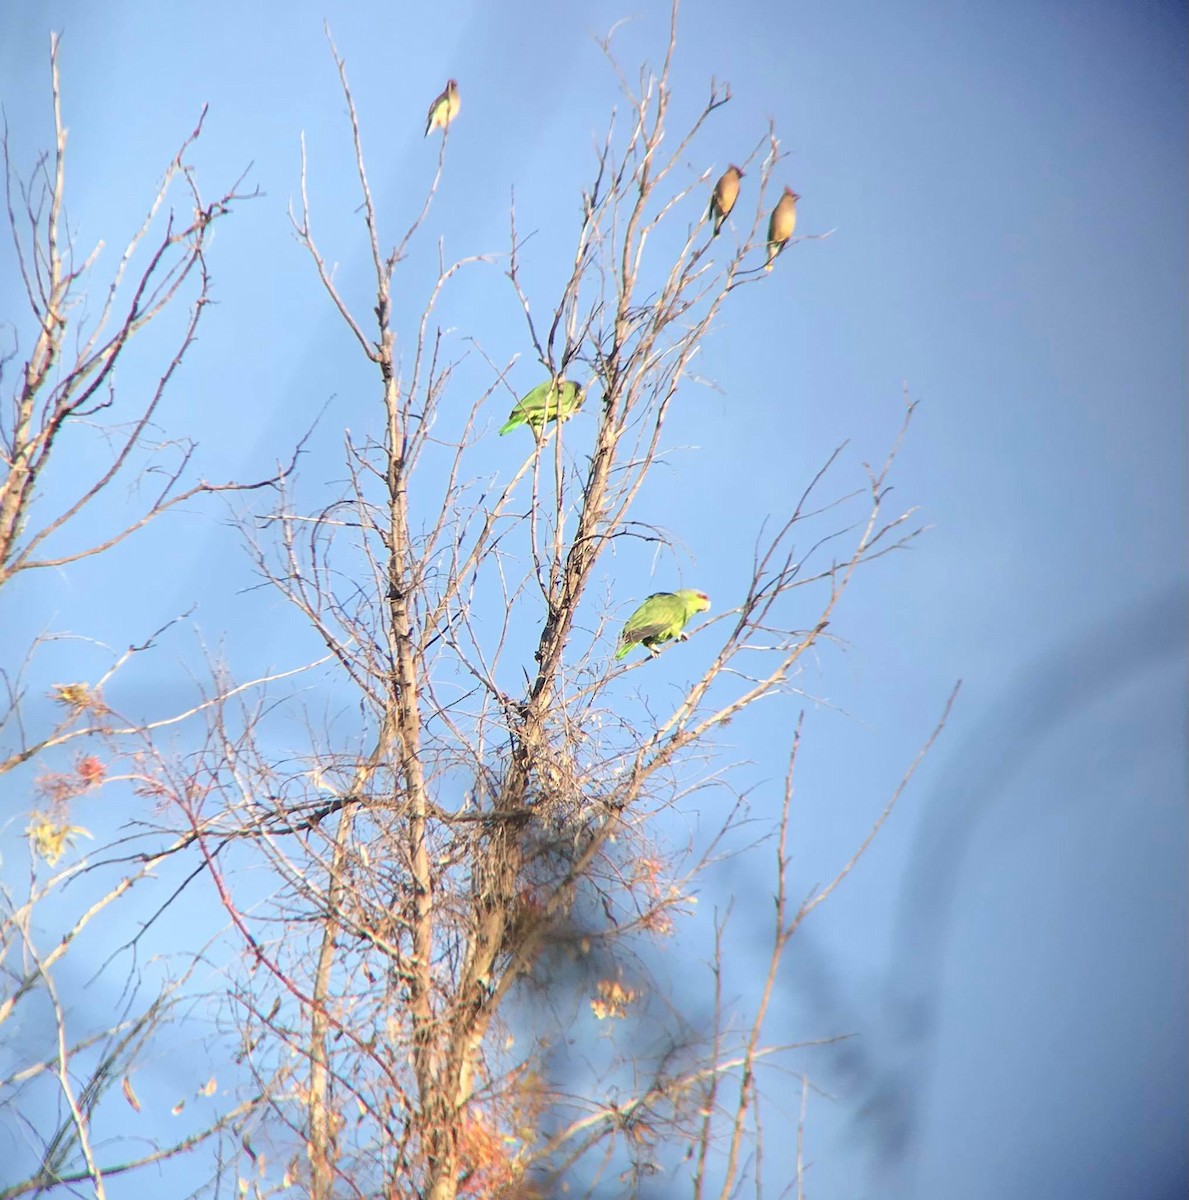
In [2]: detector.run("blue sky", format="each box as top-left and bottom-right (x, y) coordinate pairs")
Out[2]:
(2, 1), (1185, 1196)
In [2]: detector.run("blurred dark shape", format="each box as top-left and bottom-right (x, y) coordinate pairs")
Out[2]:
(865, 582), (1188, 1192)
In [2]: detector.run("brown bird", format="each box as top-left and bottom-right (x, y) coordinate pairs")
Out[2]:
(765, 186), (800, 270)
(708, 165), (743, 236)
(424, 79), (460, 136)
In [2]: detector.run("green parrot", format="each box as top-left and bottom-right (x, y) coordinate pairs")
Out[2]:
(498, 378), (584, 436)
(615, 589), (711, 660)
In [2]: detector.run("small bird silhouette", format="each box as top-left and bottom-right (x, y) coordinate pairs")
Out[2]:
(766, 186), (800, 270)
(425, 79), (460, 136)
(709, 165), (743, 236)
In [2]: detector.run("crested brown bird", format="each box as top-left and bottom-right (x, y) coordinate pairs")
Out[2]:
(424, 79), (460, 136)
(709, 164), (743, 236)
(766, 186), (800, 270)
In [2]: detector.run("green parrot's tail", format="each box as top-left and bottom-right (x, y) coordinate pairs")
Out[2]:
(614, 642), (632, 661)
(498, 417), (522, 436)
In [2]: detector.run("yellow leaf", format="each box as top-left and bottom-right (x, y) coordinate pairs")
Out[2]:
(26, 813), (92, 866)
(51, 682), (90, 707)
(122, 1075), (141, 1112)
(591, 978), (636, 1020)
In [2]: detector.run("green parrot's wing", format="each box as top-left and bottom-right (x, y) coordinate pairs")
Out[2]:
(629, 618), (677, 643)
(615, 593), (684, 657)
(499, 381), (550, 435)
(521, 380), (556, 419)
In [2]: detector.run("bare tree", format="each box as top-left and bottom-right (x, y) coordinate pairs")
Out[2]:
(153, 9), (948, 1200)
(3, 9), (950, 1200)
(0, 36), (287, 1199)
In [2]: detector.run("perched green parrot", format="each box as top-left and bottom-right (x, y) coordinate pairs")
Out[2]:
(425, 79), (460, 136)
(615, 589), (711, 660)
(498, 378), (584, 436)
(765, 186), (800, 270)
(709, 165), (743, 236)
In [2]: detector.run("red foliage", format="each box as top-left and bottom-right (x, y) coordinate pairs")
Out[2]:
(456, 1113), (516, 1195)
(76, 755), (106, 786)
(35, 771), (77, 806)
